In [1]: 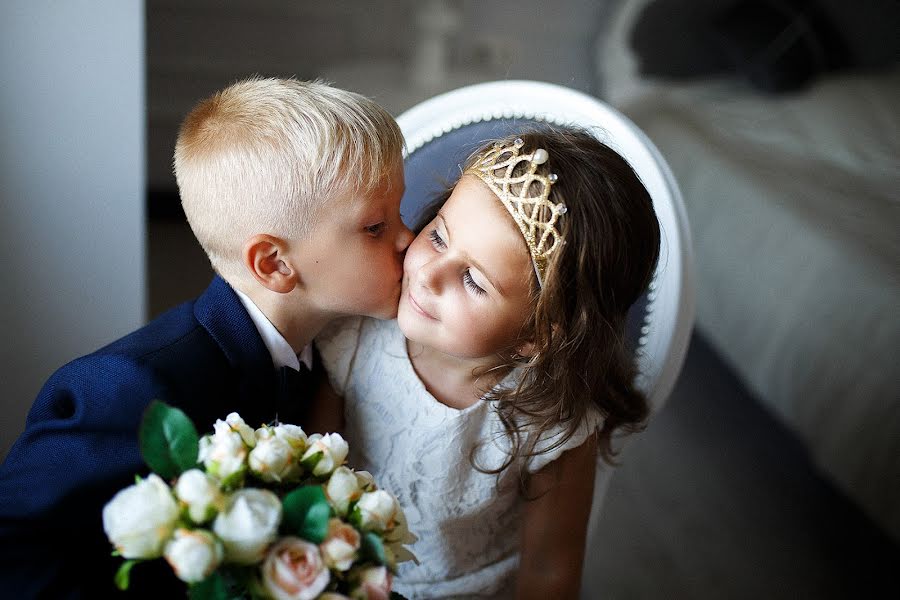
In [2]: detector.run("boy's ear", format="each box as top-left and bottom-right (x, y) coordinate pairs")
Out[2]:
(242, 234), (297, 293)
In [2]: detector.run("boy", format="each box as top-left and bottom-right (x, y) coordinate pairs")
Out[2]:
(0, 78), (412, 597)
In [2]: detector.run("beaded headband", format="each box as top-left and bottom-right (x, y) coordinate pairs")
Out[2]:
(463, 137), (566, 286)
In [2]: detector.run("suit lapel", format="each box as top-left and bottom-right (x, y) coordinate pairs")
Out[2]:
(193, 276), (279, 425)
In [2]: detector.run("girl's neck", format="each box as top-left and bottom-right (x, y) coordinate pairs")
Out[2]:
(406, 340), (511, 410)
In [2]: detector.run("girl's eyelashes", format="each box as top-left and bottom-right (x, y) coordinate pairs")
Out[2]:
(365, 222), (386, 236)
(428, 227), (486, 296)
(428, 228), (447, 249)
(463, 270), (486, 296)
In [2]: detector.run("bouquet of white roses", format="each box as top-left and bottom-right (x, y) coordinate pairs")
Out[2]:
(102, 401), (416, 599)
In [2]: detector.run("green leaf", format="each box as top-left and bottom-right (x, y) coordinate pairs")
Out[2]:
(139, 400), (200, 479)
(114, 559), (140, 591)
(360, 531), (387, 566)
(300, 450), (323, 473)
(282, 485), (331, 543)
(189, 572), (229, 600)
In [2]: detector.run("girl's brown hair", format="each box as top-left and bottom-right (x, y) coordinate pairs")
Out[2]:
(452, 125), (661, 481)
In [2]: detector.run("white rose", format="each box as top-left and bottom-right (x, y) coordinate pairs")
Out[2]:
(325, 467), (361, 516)
(273, 423), (307, 452)
(174, 469), (223, 524)
(355, 491), (396, 533)
(199, 420), (249, 481)
(249, 427), (297, 483)
(225, 412), (257, 447)
(319, 518), (360, 571)
(163, 528), (224, 583)
(213, 489), (282, 564)
(102, 474), (179, 559)
(262, 537), (330, 600)
(301, 433), (349, 477)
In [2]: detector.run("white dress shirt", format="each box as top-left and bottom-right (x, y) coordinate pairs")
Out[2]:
(234, 288), (312, 371)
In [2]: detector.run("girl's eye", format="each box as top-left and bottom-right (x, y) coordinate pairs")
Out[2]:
(428, 229), (447, 250)
(463, 270), (486, 296)
(365, 222), (386, 236)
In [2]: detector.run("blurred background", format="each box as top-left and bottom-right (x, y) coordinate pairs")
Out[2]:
(2, 0), (897, 597)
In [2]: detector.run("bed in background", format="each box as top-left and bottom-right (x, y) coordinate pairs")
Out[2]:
(598, 0), (899, 541)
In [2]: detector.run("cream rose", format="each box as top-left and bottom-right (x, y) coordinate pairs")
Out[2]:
(325, 467), (362, 516)
(350, 566), (392, 600)
(249, 427), (298, 483)
(174, 469), (223, 524)
(225, 412), (257, 447)
(213, 488), (282, 564)
(273, 423), (308, 452)
(102, 474), (179, 559)
(199, 419), (250, 481)
(261, 537), (330, 600)
(355, 490), (397, 533)
(301, 433), (349, 477)
(163, 528), (224, 583)
(319, 518), (360, 571)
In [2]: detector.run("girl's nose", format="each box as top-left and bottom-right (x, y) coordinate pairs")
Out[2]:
(417, 256), (444, 293)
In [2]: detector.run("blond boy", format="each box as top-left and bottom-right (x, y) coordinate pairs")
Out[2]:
(0, 77), (411, 597)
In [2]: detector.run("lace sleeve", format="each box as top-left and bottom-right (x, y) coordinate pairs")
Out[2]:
(314, 316), (364, 397)
(525, 407), (604, 474)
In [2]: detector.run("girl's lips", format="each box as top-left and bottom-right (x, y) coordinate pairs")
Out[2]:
(408, 291), (436, 320)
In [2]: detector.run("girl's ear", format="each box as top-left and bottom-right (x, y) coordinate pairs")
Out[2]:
(241, 234), (298, 293)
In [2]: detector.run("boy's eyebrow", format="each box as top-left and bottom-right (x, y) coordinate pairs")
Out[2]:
(437, 213), (505, 296)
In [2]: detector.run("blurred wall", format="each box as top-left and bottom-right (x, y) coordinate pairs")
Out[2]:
(0, 1), (146, 460)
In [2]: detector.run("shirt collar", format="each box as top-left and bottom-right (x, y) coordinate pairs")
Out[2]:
(234, 288), (312, 371)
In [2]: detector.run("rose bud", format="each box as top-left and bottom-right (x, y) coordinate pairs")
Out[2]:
(102, 474), (179, 559)
(249, 427), (298, 483)
(163, 528), (224, 583)
(319, 518), (361, 572)
(325, 467), (361, 516)
(174, 469), (223, 524)
(350, 566), (392, 600)
(213, 488), (282, 564)
(199, 419), (250, 481)
(355, 490), (397, 533)
(301, 433), (349, 477)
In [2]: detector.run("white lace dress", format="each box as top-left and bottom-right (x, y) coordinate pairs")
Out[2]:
(315, 317), (602, 599)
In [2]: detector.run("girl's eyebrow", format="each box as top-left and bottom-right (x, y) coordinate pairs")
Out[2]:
(436, 213), (505, 296)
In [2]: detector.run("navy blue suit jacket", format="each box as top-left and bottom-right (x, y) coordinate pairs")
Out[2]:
(0, 276), (312, 598)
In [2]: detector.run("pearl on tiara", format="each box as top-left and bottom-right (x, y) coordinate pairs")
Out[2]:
(464, 138), (566, 287)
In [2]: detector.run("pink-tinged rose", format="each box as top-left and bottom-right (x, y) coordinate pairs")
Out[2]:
(320, 518), (361, 571)
(350, 566), (392, 600)
(262, 537), (330, 600)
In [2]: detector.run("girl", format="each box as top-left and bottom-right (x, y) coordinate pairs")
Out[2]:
(316, 126), (661, 598)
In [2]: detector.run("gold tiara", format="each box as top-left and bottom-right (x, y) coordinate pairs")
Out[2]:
(464, 137), (566, 286)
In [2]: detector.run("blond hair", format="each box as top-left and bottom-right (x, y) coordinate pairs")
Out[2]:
(174, 77), (404, 278)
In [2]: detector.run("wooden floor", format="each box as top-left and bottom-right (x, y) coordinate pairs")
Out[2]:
(148, 218), (899, 599)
